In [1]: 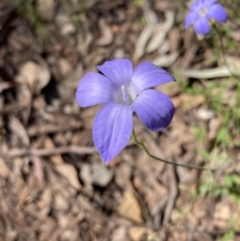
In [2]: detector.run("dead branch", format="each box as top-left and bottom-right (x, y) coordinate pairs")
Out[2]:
(1, 146), (97, 158)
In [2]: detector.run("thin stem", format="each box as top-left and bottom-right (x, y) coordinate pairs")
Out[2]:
(212, 23), (239, 78)
(132, 129), (214, 172)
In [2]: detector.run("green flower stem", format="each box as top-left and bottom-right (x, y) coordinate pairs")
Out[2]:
(212, 23), (239, 78)
(132, 129), (214, 172)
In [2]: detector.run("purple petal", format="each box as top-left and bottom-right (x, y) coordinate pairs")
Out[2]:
(194, 17), (211, 35)
(131, 62), (175, 94)
(93, 103), (133, 164)
(76, 72), (113, 107)
(203, 0), (217, 7)
(207, 4), (227, 23)
(132, 89), (174, 132)
(190, 0), (203, 11)
(97, 59), (133, 87)
(185, 11), (199, 28)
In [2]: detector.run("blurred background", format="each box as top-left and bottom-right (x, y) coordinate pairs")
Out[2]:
(0, 0), (240, 240)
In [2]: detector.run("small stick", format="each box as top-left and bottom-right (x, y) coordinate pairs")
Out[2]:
(1, 146), (97, 158)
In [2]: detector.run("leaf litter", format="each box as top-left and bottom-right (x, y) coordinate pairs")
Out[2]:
(0, 0), (240, 240)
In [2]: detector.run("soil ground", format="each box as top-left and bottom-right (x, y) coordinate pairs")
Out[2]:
(0, 0), (240, 240)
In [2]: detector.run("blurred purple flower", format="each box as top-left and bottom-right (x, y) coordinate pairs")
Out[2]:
(76, 59), (175, 164)
(185, 0), (227, 35)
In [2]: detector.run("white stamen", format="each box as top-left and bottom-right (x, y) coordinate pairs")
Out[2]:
(114, 84), (137, 106)
(199, 7), (208, 17)
(121, 85), (129, 105)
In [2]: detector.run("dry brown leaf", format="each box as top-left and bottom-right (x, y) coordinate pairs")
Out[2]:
(220, 55), (240, 74)
(55, 163), (81, 190)
(81, 163), (113, 187)
(37, 0), (55, 21)
(118, 189), (143, 223)
(115, 162), (132, 188)
(80, 164), (93, 185)
(38, 186), (52, 217)
(61, 63), (83, 88)
(32, 157), (45, 185)
(92, 163), (114, 187)
(128, 227), (146, 241)
(169, 27), (181, 52)
(56, 13), (76, 35)
(39, 217), (58, 241)
(0, 157), (10, 177)
(8, 115), (30, 146)
(54, 192), (69, 211)
(16, 84), (32, 124)
(133, 11), (174, 61)
(57, 58), (72, 79)
(96, 18), (113, 46)
(44, 137), (64, 164)
(58, 212), (85, 229)
(213, 201), (232, 229)
(133, 24), (155, 61)
(15, 60), (50, 93)
(111, 226), (127, 241)
(156, 81), (180, 97)
(231, 30), (240, 41)
(158, 39), (170, 55)
(152, 52), (179, 67)
(146, 11), (174, 54)
(0, 81), (11, 93)
(0, 97), (3, 128)
(172, 94), (205, 109)
(77, 32), (93, 56)
(197, 107), (215, 120)
(8, 26), (33, 51)
(208, 116), (223, 140)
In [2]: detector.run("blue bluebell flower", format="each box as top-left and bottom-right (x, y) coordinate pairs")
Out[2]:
(185, 0), (227, 35)
(76, 59), (175, 164)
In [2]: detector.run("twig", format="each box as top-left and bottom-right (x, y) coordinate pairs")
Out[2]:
(176, 66), (233, 79)
(27, 120), (82, 137)
(1, 146), (97, 158)
(163, 165), (178, 225)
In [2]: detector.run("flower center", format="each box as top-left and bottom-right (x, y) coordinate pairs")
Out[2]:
(199, 7), (208, 17)
(114, 84), (137, 106)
